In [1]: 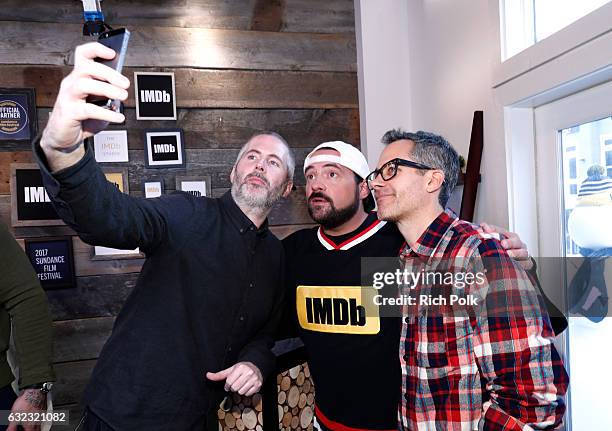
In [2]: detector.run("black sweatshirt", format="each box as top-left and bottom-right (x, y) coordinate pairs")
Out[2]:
(34, 139), (285, 430)
(283, 213), (404, 431)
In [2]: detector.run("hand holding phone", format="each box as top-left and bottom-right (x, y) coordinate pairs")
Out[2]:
(42, 41), (130, 163)
(86, 28), (131, 112)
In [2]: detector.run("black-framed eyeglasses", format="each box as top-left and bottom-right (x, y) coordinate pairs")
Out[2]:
(366, 158), (434, 186)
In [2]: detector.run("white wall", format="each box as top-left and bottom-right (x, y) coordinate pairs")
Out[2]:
(356, 0), (510, 227)
(354, 0), (413, 167)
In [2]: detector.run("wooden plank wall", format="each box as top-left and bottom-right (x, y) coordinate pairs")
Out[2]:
(0, 1), (358, 429)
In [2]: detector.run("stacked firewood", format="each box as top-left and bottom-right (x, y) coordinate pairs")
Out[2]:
(217, 363), (315, 431)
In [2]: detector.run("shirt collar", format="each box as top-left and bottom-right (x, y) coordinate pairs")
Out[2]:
(220, 191), (269, 236)
(399, 208), (457, 261)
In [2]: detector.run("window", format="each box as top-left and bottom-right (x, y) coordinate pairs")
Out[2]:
(500, 0), (611, 59)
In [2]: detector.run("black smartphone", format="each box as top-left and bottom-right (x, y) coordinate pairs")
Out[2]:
(86, 28), (131, 112)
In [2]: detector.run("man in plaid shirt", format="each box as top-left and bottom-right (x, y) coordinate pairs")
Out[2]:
(367, 130), (569, 430)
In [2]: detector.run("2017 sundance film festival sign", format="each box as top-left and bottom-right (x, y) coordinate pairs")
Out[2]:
(25, 237), (76, 289)
(134, 72), (177, 120)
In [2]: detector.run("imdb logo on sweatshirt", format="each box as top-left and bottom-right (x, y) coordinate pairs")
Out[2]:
(296, 285), (381, 334)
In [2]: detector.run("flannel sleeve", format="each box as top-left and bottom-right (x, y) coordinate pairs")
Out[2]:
(469, 239), (569, 430)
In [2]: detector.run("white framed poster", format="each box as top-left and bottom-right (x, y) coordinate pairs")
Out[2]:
(93, 130), (129, 162)
(143, 179), (164, 198)
(176, 175), (211, 198)
(93, 245), (142, 260)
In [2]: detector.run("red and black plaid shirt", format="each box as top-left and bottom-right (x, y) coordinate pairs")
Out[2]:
(398, 209), (568, 430)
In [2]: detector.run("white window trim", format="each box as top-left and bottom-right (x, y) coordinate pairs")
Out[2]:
(494, 1), (612, 98)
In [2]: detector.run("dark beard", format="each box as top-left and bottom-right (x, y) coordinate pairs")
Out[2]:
(307, 189), (360, 230)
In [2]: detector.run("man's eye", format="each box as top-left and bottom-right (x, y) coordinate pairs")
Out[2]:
(329, 172), (337, 178)
(306, 174), (314, 180)
(247, 154), (256, 160)
(270, 160), (280, 167)
(385, 165), (396, 176)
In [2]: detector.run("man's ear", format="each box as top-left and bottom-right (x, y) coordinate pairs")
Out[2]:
(358, 179), (370, 199)
(426, 170), (445, 194)
(230, 166), (236, 184)
(282, 180), (294, 198)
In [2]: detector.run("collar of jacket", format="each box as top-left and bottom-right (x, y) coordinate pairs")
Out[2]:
(220, 191), (269, 236)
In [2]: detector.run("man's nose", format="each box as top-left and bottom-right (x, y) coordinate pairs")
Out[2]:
(309, 177), (325, 192)
(369, 172), (384, 189)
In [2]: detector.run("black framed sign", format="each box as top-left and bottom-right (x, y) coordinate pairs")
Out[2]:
(144, 129), (186, 168)
(0, 88), (37, 142)
(24, 237), (76, 290)
(134, 72), (177, 120)
(10, 164), (64, 227)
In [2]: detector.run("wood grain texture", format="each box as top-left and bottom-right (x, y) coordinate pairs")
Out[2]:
(53, 317), (115, 362)
(107, 108), (360, 150)
(46, 273), (138, 321)
(251, 0), (285, 32)
(52, 360), (96, 406)
(0, 66), (357, 109)
(0, 21), (356, 71)
(0, 0), (355, 33)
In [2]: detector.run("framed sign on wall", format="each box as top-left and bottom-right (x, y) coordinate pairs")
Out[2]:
(143, 179), (164, 198)
(0, 88), (37, 142)
(102, 167), (130, 193)
(93, 245), (142, 260)
(176, 175), (211, 198)
(24, 237), (76, 290)
(93, 130), (129, 163)
(10, 164), (64, 227)
(143, 129), (185, 168)
(134, 72), (177, 120)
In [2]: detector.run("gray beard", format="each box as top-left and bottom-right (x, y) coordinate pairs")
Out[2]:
(231, 180), (284, 211)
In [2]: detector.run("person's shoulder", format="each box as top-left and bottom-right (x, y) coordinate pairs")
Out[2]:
(152, 191), (220, 230)
(282, 225), (318, 245)
(281, 225), (318, 257)
(447, 218), (506, 256)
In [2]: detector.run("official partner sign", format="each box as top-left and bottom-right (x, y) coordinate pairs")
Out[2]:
(0, 88), (37, 142)
(134, 72), (177, 120)
(24, 237), (75, 290)
(10, 164), (64, 227)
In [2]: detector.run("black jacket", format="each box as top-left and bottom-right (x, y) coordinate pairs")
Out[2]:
(34, 140), (285, 430)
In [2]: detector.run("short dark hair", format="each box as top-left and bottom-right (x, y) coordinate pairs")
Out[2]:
(381, 129), (459, 207)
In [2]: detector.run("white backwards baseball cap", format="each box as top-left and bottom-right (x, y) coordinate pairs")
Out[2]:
(303, 141), (371, 179)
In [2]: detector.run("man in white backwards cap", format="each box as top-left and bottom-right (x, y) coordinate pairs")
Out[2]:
(280, 141), (531, 431)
